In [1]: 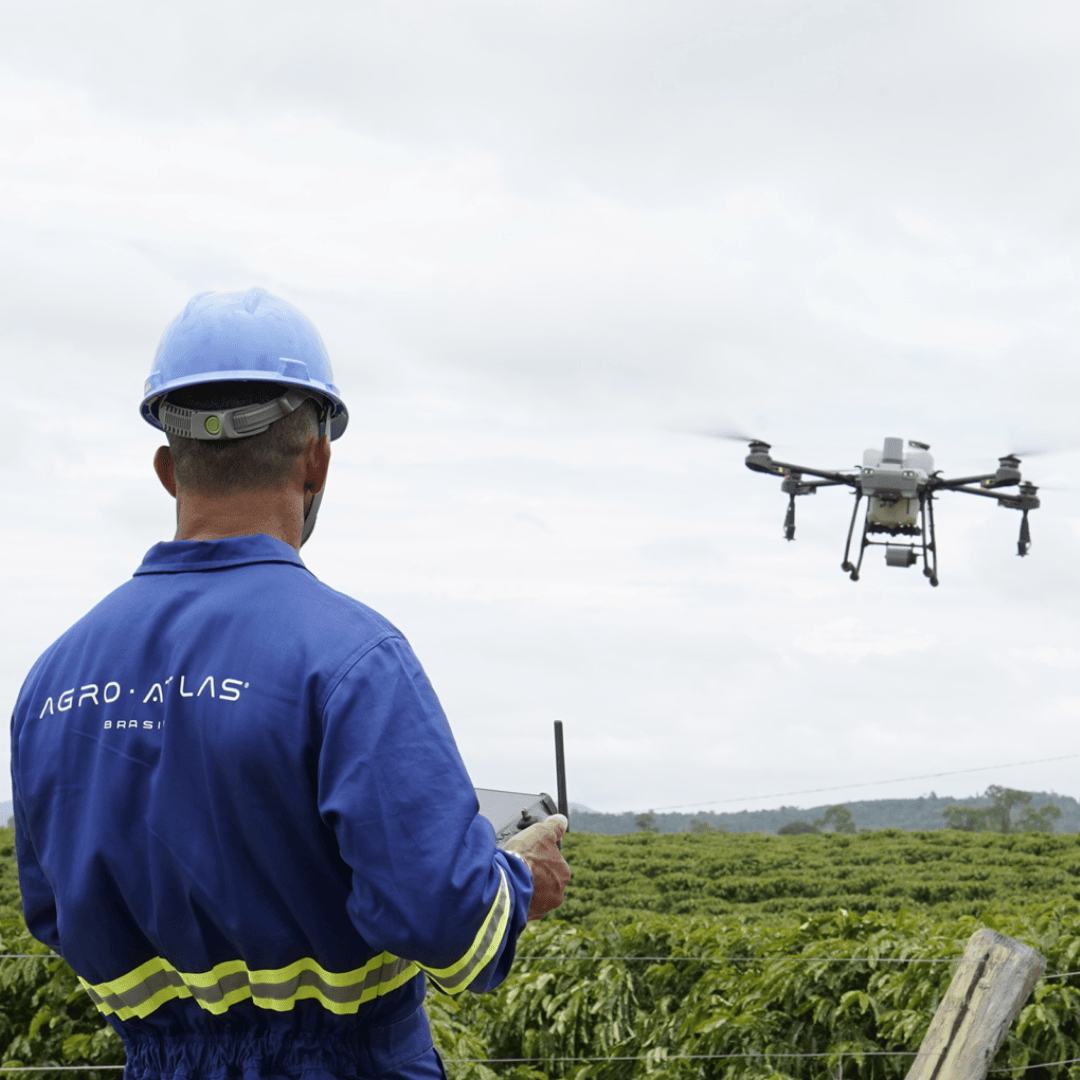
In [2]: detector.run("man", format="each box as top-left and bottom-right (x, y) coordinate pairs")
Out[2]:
(10, 288), (570, 1080)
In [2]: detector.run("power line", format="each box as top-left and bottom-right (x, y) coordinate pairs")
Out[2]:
(653, 750), (1080, 811)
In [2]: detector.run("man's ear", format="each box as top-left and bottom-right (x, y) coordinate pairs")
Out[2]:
(154, 446), (177, 497)
(304, 434), (331, 496)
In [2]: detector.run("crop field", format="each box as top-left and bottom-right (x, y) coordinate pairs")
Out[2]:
(5, 826), (1080, 1078)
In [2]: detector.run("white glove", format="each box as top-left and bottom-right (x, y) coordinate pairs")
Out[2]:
(503, 814), (571, 921)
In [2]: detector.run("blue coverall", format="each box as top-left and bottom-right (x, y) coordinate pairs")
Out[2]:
(10, 534), (533, 1080)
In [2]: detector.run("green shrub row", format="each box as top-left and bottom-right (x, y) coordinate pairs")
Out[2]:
(5, 826), (1080, 1078)
(557, 829), (1080, 923)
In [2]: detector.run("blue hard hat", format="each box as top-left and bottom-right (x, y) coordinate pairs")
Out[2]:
(141, 288), (349, 440)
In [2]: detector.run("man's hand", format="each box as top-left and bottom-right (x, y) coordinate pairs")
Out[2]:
(503, 814), (571, 921)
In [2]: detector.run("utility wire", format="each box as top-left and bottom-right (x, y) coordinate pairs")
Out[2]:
(444, 1050), (924, 1064)
(515, 954), (954, 964)
(989, 1056), (1080, 1073)
(0, 1052), (926, 1071)
(653, 750), (1080, 810)
(5, 1053), (1080, 1073)
(12, 952), (1080, 973)
(0, 953), (957, 964)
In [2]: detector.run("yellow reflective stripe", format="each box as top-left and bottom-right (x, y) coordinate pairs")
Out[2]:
(417, 866), (512, 994)
(79, 953), (421, 1021)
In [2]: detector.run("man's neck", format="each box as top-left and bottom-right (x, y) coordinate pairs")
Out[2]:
(174, 487), (306, 552)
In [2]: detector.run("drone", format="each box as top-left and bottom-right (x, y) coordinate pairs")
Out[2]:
(738, 436), (1040, 586)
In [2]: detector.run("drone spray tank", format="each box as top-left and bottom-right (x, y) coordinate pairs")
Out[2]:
(853, 437), (936, 575)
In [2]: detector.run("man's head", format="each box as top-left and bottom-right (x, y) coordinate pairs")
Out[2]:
(143, 289), (349, 547)
(158, 380), (321, 496)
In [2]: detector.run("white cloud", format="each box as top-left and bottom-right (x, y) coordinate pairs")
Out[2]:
(3, 1), (1080, 815)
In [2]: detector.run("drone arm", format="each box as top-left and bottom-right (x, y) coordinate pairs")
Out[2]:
(933, 482), (1041, 513)
(935, 483), (1004, 502)
(931, 460), (1028, 491)
(754, 459), (860, 486)
(743, 443), (859, 486)
(930, 473), (1000, 490)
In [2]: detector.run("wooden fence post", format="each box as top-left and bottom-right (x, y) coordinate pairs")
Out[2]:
(905, 927), (1046, 1080)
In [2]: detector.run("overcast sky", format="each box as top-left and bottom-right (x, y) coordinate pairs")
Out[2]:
(3, 0), (1080, 817)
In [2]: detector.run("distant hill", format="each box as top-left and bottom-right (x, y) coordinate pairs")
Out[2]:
(4, 793), (1075, 837)
(570, 792), (1080, 835)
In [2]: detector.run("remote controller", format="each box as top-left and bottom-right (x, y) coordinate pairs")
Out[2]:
(474, 721), (569, 846)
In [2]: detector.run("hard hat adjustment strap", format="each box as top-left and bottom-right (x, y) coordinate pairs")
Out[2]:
(300, 408), (330, 547)
(157, 389), (317, 441)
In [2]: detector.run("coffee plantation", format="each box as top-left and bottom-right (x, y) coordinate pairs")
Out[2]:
(5, 826), (1080, 1078)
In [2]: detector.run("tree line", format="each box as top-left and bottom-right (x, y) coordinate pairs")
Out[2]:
(630, 786), (1065, 836)
(778, 787), (1062, 836)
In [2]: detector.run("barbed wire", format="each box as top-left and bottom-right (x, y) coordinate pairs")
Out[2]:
(11, 951), (1080, 981)
(445, 1049), (924, 1063)
(0, 1053), (918, 1074)
(5, 1050), (1080, 1072)
(989, 1057), (1080, 1073)
(514, 954), (956, 964)
(0, 951), (1062, 970)
(4, 952), (1079, 1073)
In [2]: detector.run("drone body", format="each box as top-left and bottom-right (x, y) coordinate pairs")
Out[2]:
(743, 437), (1039, 586)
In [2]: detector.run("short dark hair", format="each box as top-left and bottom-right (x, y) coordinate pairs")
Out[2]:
(163, 381), (321, 495)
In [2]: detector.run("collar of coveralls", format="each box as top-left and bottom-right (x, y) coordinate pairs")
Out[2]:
(134, 533), (309, 576)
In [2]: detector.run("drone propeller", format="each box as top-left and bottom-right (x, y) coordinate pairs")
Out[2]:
(1001, 438), (1080, 458)
(701, 428), (769, 444)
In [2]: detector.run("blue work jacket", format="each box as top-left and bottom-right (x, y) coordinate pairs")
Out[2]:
(11, 535), (532, 1079)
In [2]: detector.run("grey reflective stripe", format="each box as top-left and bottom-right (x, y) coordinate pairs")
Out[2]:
(421, 867), (512, 993)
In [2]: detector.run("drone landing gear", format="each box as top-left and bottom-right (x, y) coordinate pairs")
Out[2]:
(921, 491), (939, 586)
(841, 492), (863, 580)
(841, 492), (939, 586)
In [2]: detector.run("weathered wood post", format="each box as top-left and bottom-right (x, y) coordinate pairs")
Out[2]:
(905, 927), (1046, 1080)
